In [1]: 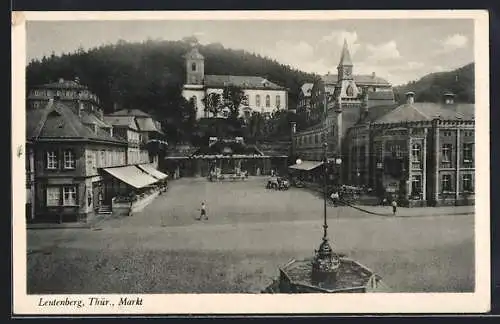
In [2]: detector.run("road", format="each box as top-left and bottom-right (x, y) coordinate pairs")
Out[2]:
(27, 177), (475, 294)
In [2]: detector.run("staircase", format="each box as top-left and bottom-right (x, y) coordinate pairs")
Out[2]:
(97, 205), (112, 215)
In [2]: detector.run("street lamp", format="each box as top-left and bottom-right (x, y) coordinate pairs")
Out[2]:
(311, 142), (340, 285)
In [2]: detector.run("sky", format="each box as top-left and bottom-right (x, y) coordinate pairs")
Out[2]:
(26, 19), (474, 86)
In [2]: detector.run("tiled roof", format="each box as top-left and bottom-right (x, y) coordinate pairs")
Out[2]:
(321, 74), (391, 86)
(80, 111), (112, 128)
(373, 102), (475, 124)
(339, 40), (353, 66)
(204, 75), (285, 90)
(26, 101), (126, 144)
(367, 91), (395, 101)
(108, 109), (151, 117)
(136, 117), (163, 134)
(364, 104), (400, 122)
(300, 83), (314, 97)
(37, 79), (88, 90)
(184, 47), (204, 60)
(103, 116), (138, 130)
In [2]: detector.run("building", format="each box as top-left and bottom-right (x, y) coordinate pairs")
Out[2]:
(182, 47), (288, 119)
(25, 140), (35, 222)
(297, 82), (313, 116)
(105, 109), (166, 169)
(344, 91), (475, 207)
(26, 98), (129, 223)
(291, 40), (390, 182)
(26, 79), (169, 223)
(27, 77), (102, 115)
(304, 42), (394, 125)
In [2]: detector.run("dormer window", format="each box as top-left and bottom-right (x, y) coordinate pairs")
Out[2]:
(191, 62), (196, 71)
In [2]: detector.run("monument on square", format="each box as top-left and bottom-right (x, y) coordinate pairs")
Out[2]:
(263, 143), (389, 293)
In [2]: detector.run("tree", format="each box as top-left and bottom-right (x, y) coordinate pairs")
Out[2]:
(201, 92), (222, 117)
(222, 85), (246, 121)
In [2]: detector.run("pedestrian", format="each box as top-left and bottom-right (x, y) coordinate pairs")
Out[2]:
(391, 200), (398, 215)
(198, 201), (208, 220)
(330, 191), (339, 206)
(382, 197), (387, 206)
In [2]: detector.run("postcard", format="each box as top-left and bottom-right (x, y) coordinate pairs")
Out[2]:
(12, 10), (490, 315)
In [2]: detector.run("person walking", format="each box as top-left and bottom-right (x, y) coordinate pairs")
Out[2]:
(198, 201), (208, 220)
(391, 200), (398, 215)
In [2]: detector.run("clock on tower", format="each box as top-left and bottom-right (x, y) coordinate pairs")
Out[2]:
(343, 67), (352, 78)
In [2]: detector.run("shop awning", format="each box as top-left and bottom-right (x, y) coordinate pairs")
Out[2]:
(137, 164), (168, 180)
(103, 166), (158, 189)
(288, 161), (324, 171)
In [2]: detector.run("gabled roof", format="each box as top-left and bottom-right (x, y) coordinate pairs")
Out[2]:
(108, 109), (151, 117)
(103, 116), (139, 130)
(338, 39), (353, 66)
(204, 75), (286, 90)
(373, 102), (475, 124)
(26, 101), (126, 144)
(81, 111), (112, 129)
(135, 117), (164, 134)
(321, 74), (391, 86)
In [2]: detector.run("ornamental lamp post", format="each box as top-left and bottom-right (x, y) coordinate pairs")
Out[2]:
(311, 142), (341, 286)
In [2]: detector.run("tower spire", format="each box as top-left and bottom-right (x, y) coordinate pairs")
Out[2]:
(338, 39), (353, 67)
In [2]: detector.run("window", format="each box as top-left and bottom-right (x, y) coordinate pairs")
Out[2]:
(63, 186), (77, 206)
(46, 187), (60, 206)
(63, 149), (75, 169)
(315, 134), (319, 144)
(276, 95), (281, 108)
(191, 62), (196, 71)
(46, 151), (58, 169)
(441, 174), (452, 192)
(411, 144), (421, 162)
(411, 175), (422, 197)
(441, 144), (452, 163)
(390, 144), (402, 158)
(266, 95), (270, 107)
(100, 150), (105, 167)
(33, 102), (40, 109)
(463, 143), (474, 163)
(463, 174), (474, 192)
(256, 95), (261, 107)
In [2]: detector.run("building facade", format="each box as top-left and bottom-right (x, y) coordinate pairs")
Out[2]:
(26, 80), (169, 224)
(26, 98), (129, 223)
(291, 40), (383, 177)
(182, 47), (288, 119)
(344, 92), (475, 207)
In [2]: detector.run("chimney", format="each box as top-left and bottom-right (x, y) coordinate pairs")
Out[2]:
(372, 72), (376, 79)
(443, 92), (455, 105)
(405, 91), (415, 104)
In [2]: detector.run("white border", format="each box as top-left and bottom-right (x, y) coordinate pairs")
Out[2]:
(12, 10), (490, 315)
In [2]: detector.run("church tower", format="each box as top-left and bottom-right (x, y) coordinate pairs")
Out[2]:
(185, 46), (205, 85)
(335, 40), (360, 100)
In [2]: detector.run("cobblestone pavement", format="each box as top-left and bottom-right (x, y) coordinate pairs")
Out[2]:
(27, 177), (475, 294)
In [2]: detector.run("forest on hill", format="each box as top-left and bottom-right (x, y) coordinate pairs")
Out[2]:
(26, 36), (316, 114)
(26, 36), (317, 145)
(393, 63), (474, 104)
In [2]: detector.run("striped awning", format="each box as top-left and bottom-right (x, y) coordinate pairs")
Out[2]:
(103, 166), (158, 189)
(137, 164), (168, 180)
(288, 161), (324, 171)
